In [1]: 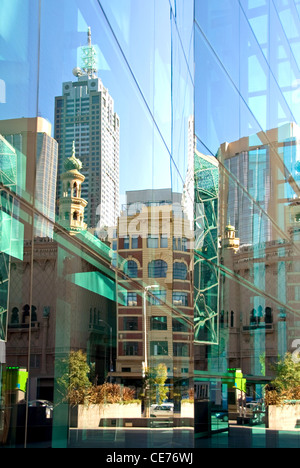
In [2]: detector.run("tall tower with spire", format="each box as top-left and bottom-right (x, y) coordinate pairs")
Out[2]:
(58, 141), (87, 234)
(80, 27), (98, 78)
(55, 28), (120, 231)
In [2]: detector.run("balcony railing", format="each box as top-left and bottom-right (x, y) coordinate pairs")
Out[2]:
(243, 323), (273, 331)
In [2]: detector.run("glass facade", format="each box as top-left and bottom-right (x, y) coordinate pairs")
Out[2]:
(0, 0), (300, 451)
(195, 0), (300, 449)
(0, 0), (193, 449)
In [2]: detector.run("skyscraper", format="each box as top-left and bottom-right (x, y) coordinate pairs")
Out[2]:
(54, 28), (120, 231)
(0, 117), (58, 237)
(217, 123), (300, 245)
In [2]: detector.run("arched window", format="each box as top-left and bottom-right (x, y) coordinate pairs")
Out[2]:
(230, 310), (234, 328)
(250, 309), (256, 324)
(148, 259), (168, 278)
(124, 260), (138, 278)
(22, 304), (30, 324)
(173, 262), (187, 280)
(73, 211), (78, 221)
(11, 307), (19, 324)
(31, 305), (37, 322)
(73, 182), (78, 197)
(265, 307), (273, 324)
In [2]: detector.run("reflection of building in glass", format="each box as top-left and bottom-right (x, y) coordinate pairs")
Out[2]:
(0, 117), (58, 237)
(0, 135), (17, 192)
(219, 231), (294, 376)
(114, 190), (194, 399)
(58, 142), (87, 235)
(182, 116), (195, 230)
(194, 151), (219, 346)
(55, 29), (120, 231)
(0, 0), (299, 449)
(0, 0), (195, 449)
(195, 124), (300, 436)
(218, 123), (300, 245)
(5, 236), (117, 402)
(5, 166), (117, 402)
(0, 136), (18, 343)
(217, 123), (300, 371)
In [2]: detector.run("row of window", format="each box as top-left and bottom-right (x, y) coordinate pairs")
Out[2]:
(56, 95), (100, 106)
(219, 307), (274, 328)
(121, 316), (191, 332)
(121, 366), (189, 374)
(120, 235), (189, 251)
(123, 259), (188, 279)
(10, 305), (38, 324)
(125, 290), (189, 307)
(122, 341), (190, 357)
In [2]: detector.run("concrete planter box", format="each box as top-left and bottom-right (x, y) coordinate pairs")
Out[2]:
(72, 403), (142, 429)
(267, 404), (300, 431)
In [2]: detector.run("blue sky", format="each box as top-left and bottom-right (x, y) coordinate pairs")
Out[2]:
(0, 0), (194, 201)
(2, 0), (299, 196)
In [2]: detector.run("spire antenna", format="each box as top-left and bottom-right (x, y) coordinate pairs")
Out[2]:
(80, 26), (98, 78)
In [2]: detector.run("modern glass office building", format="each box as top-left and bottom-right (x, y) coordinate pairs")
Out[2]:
(0, 0), (300, 449)
(194, 0), (300, 449)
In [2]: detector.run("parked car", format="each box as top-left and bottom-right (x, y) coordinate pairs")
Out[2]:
(150, 404), (174, 417)
(245, 402), (265, 423)
(28, 400), (53, 419)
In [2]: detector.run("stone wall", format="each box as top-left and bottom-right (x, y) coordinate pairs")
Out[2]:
(267, 404), (300, 431)
(75, 403), (142, 429)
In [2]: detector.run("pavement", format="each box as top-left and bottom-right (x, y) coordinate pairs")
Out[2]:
(195, 423), (300, 448)
(67, 426), (194, 448)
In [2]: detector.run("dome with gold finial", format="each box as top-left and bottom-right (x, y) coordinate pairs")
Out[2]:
(225, 218), (235, 232)
(222, 220), (240, 250)
(64, 141), (82, 172)
(59, 140), (87, 235)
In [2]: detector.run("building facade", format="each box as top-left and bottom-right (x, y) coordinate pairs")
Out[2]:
(0, 0), (193, 449)
(55, 29), (120, 230)
(0, 118), (58, 237)
(1, 0), (300, 450)
(114, 190), (194, 401)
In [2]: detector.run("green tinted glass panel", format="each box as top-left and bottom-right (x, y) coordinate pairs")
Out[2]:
(0, 211), (24, 260)
(69, 271), (126, 304)
(194, 152), (219, 344)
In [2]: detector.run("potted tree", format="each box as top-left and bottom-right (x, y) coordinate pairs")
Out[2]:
(56, 350), (141, 429)
(265, 353), (300, 430)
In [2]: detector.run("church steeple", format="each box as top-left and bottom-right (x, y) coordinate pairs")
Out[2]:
(58, 142), (88, 235)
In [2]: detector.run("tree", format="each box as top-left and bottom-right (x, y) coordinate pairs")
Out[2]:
(147, 363), (169, 404)
(259, 352), (266, 376)
(265, 353), (300, 405)
(272, 353), (300, 394)
(56, 350), (92, 405)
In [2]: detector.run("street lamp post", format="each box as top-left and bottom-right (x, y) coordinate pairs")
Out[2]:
(143, 284), (159, 417)
(99, 319), (113, 383)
